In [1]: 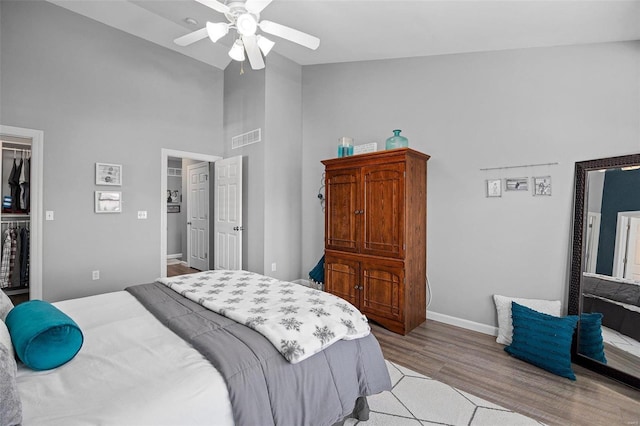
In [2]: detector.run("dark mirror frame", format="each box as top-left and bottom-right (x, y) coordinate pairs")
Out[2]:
(569, 153), (640, 390)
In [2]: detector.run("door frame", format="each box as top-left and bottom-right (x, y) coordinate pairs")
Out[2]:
(160, 149), (221, 278)
(0, 125), (43, 300)
(612, 210), (640, 278)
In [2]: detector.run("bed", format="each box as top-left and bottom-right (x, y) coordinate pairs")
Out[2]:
(582, 272), (640, 341)
(7, 270), (392, 425)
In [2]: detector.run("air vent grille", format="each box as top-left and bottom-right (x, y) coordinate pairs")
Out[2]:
(232, 128), (261, 149)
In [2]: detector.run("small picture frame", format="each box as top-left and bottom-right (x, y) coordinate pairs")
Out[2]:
(96, 163), (122, 186)
(167, 204), (180, 213)
(533, 176), (552, 196)
(95, 191), (121, 213)
(486, 179), (502, 198)
(505, 177), (528, 191)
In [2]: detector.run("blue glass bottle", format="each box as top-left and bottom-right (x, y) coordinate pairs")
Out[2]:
(385, 130), (408, 150)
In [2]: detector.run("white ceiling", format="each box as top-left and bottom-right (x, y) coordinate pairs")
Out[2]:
(47, 0), (640, 70)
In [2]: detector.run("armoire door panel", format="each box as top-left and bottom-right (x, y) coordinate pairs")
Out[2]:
(325, 169), (360, 252)
(362, 164), (404, 258)
(360, 263), (403, 321)
(324, 256), (360, 306)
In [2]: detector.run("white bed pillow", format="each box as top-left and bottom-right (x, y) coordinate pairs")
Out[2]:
(0, 291), (13, 321)
(493, 295), (562, 345)
(0, 321), (11, 353)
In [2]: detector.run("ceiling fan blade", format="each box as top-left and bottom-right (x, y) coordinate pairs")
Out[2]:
(174, 27), (208, 46)
(259, 20), (320, 50)
(242, 35), (265, 70)
(245, 0), (272, 14)
(194, 0), (230, 15)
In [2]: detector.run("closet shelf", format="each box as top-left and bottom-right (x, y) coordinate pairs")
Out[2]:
(2, 287), (29, 296)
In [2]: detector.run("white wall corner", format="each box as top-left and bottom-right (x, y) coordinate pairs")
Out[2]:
(427, 311), (498, 337)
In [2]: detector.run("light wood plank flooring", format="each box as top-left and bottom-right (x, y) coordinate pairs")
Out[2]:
(371, 320), (640, 426)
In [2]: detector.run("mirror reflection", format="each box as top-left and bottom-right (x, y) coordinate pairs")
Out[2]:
(581, 165), (640, 379)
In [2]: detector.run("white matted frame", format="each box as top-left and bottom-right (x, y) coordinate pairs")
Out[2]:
(96, 162), (122, 186)
(533, 176), (552, 196)
(95, 191), (122, 213)
(486, 179), (502, 198)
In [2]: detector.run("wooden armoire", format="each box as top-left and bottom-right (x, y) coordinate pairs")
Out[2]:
(322, 148), (429, 335)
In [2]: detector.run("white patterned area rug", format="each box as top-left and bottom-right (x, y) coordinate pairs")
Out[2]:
(345, 361), (544, 426)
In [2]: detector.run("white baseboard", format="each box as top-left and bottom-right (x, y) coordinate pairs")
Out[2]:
(427, 311), (498, 337)
(167, 253), (182, 260)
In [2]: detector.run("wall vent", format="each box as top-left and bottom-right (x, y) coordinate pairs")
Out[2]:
(232, 128), (262, 149)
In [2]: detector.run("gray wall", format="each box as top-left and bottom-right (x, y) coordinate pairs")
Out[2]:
(0, 1), (224, 301)
(301, 41), (640, 328)
(264, 54), (303, 280)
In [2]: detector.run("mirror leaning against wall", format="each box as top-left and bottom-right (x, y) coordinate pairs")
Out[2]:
(569, 153), (640, 389)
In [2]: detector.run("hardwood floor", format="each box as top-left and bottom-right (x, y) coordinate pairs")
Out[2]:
(167, 263), (200, 277)
(371, 320), (640, 426)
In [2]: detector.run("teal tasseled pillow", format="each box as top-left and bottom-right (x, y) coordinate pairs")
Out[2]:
(505, 302), (579, 380)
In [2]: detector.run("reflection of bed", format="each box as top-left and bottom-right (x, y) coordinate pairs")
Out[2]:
(16, 271), (391, 425)
(582, 272), (640, 341)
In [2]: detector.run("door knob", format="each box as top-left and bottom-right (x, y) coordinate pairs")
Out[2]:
(233, 226), (245, 231)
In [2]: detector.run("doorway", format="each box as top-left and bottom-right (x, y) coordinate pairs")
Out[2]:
(161, 149), (221, 278)
(0, 125), (43, 301)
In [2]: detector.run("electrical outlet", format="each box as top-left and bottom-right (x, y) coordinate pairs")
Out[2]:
(137, 211), (148, 219)
(271, 262), (277, 272)
(92, 270), (100, 280)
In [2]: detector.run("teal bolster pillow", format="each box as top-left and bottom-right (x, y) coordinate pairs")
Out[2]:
(5, 300), (83, 370)
(505, 302), (578, 380)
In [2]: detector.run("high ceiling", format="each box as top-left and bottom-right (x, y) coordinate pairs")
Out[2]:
(47, 0), (640, 70)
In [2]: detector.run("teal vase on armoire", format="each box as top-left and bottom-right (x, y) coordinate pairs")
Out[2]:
(385, 129), (409, 149)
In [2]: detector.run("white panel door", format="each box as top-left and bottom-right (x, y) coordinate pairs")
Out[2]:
(187, 162), (210, 271)
(214, 156), (242, 270)
(624, 216), (640, 281)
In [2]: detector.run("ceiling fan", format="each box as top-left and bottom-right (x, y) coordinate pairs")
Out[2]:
(174, 0), (320, 70)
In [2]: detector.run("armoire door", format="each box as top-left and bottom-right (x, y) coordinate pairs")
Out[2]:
(325, 168), (360, 253)
(361, 162), (405, 258)
(360, 260), (404, 324)
(324, 254), (360, 307)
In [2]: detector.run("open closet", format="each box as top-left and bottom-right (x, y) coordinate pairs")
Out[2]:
(0, 136), (32, 304)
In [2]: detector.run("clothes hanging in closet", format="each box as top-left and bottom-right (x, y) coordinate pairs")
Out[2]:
(8, 158), (22, 212)
(20, 156), (30, 212)
(0, 225), (29, 289)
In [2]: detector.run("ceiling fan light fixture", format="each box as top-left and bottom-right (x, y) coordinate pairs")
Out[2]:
(256, 35), (275, 56)
(236, 13), (258, 36)
(229, 39), (246, 61)
(206, 22), (229, 42)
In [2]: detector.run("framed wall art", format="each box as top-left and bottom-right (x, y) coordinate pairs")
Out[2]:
(505, 177), (528, 191)
(96, 163), (122, 186)
(533, 176), (552, 196)
(486, 179), (502, 198)
(95, 191), (122, 213)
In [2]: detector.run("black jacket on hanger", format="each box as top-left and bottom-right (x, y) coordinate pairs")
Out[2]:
(8, 158), (22, 212)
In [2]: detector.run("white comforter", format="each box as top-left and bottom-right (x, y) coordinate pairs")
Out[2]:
(157, 270), (370, 363)
(16, 291), (234, 426)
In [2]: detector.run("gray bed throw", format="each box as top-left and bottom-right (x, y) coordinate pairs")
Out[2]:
(127, 283), (392, 426)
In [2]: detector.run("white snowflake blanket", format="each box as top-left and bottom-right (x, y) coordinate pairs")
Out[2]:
(156, 270), (370, 364)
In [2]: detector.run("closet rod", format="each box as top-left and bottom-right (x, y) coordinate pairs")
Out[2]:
(1, 147), (31, 153)
(1, 220), (30, 223)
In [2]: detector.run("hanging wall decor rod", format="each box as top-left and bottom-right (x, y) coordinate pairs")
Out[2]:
(479, 161), (559, 172)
